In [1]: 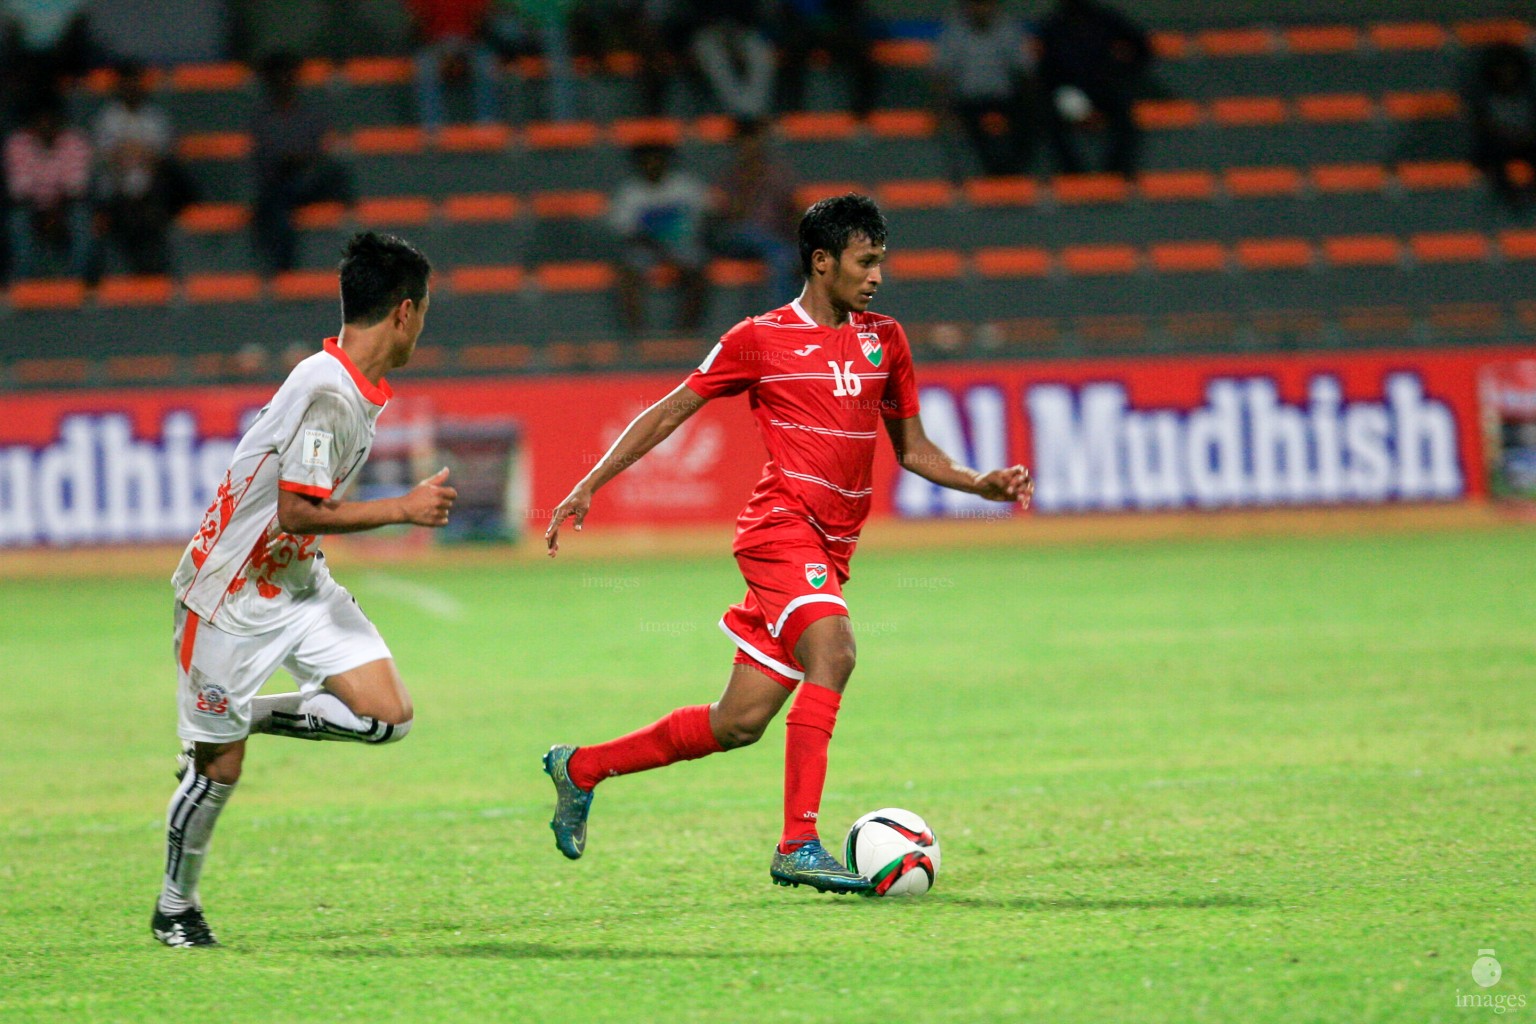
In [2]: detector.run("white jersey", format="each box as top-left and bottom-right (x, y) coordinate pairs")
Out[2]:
(172, 338), (392, 635)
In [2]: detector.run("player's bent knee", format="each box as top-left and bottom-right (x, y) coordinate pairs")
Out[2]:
(367, 716), (412, 744)
(719, 717), (767, 750)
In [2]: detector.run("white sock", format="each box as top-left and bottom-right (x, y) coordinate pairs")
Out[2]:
(263, 691), (410, 744)
(250, 692), (304, 734)
(159, 770), (234, 915)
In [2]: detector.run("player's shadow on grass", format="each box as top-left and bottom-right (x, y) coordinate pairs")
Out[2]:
(323, 942), (793, 961)
(930, 893), (1261, 911)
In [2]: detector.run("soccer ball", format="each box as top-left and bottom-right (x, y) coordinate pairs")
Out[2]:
(845, 808), (941, 897)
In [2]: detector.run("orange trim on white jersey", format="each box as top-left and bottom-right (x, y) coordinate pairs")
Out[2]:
(323, 337), (393, 406)
(279, 480), (334, 500)
(180, 610), (201, 673)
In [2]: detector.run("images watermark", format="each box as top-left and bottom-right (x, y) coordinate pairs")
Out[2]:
(582, 575), (642, 590)
(1456, 949), (1526, 1015)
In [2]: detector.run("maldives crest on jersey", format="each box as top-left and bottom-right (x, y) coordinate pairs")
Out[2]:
(805, 563), (829, 589)
(857, 331), (883, 367)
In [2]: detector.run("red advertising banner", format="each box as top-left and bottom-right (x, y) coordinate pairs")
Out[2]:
(0, 345), (1530, 547)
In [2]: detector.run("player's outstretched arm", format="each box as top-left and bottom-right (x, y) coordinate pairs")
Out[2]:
(277, 467), (457, 535)
(545, 383), (709, 557)
(884, 415), (1033, 507)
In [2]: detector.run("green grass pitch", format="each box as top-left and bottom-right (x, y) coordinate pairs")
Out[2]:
(1, 524), (1533, 1022)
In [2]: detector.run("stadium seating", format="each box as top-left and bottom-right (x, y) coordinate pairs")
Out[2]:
(4, 17), (1532, 387)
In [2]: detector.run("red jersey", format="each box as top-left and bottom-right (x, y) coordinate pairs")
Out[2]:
(685, 298), (921, 558)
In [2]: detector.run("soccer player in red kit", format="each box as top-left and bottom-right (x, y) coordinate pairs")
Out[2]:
(542, 194), (1032, 893)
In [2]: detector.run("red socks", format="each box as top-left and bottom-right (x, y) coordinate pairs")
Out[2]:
(780, 683), (841, 852)
(566, 704), (723, 791)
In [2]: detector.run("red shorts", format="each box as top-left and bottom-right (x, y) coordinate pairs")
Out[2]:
(720, 532), (851, 690)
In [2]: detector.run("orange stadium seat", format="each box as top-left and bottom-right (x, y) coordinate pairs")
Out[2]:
(1428, 303), (1503, 335)
(1149, 31), (1190, 59)
(1311, 164), (1389, 192)
(691, 115), (737, 143)
(524, 121), (601, 149)
(1197, 28), (1274, 56)
(1454, 19), (1530, 46)
(708, 259), (765, 287)
(876, 179), (956, 209)
(1212, 97), (1289, 126)
(1297, 94), (1375, 123)
(8, 278), (87, 309)
(450, 265), (526, 294)
(460, 344), (534, 371)
(1134, 99), (1203, 129)
(1322, 235), (1402, 266)
(178, 203), (250, 233)
(442, 193), (521, 222)
(168, 63), (250, 91)
(1498, 229), (1536, 260)
(1225, 166), (1304, 197)
(536, 261), (615, 291)
(105, 354), (178, 383)
(1138, 169), (1217, 201)
(356, 196), (434, 226)
(178, 132), (250, 161)
(1061, 244), (1139, 275)
(1410, 232), (1491, 263)
(871, 39), (933, 67)
(973, 246), (1052, 277)
(436, 124), (513, 151)
(1368, 22), (1449, 50)
(1397, 161), (1479, 190)
(795, 183), (864, 209)
(342, 57), (413, 85)
(603, 51), (642, 75)
(1235, 238), (1315, 270)
(639, 338), (706, 364)
(1382, 91), (1461, 120)
(298, 59), (333, 87)
(97, 275), (175, 307)
(294, 202), (346, 229)
(1284, 26), (1361, 53)
(1149, 241), (1228, 273)
(779, 111), (859, 141)
(512, 55), (550, 79)
(1053, 173), (1130, 204)
(531, 190), (607, 219)
(271, 270), (337, 300)
(351, 126), (427, 155)
(610, 118), (684, 147)
(11, 358), (90, 385)
(886, 249), (964, 279)
(962, 177), (1039, 206)
(867, 110), (937, 138)
(184, 273), (263, 304)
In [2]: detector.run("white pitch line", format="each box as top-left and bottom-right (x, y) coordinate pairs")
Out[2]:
(356, 572), (465, 621)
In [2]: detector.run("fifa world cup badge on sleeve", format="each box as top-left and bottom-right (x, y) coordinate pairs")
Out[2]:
(302, 430), (333, 469)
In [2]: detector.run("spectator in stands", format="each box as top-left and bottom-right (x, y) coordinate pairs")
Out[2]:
(1467, 44), (1536, 207)
(776, 0), (879, 121)
(250, 54), (353, 276)
(4, 90), (92, 280)
(932, 0), (1038, 177)
(707, 118), (799, 303)
(515, 0), (580, 120)
(407, 0), (503, 133)
(0, 0), (95, 85)
(93, 61), (193, 276)
(691, 1), (776, 122)
(1036, 0), (1149, 178)
(610, 142), (708, 335)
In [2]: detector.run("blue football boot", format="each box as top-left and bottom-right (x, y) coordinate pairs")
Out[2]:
(770, 840), (873, 894)
(543, 744), (593, 860)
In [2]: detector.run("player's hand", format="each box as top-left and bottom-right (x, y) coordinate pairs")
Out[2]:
(545, 484), (594, 557)
(975, 465), (1033, 508)
(400, 467), (456, 527)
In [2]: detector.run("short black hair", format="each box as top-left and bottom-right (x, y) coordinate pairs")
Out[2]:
(339, 232), (431, 326)
(797, 193), (888, 276)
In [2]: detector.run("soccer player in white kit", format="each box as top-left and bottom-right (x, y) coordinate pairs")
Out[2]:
(152, 232), (456, 947)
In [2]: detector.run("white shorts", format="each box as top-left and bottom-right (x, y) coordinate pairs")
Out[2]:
(173, 583), (393, 744)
